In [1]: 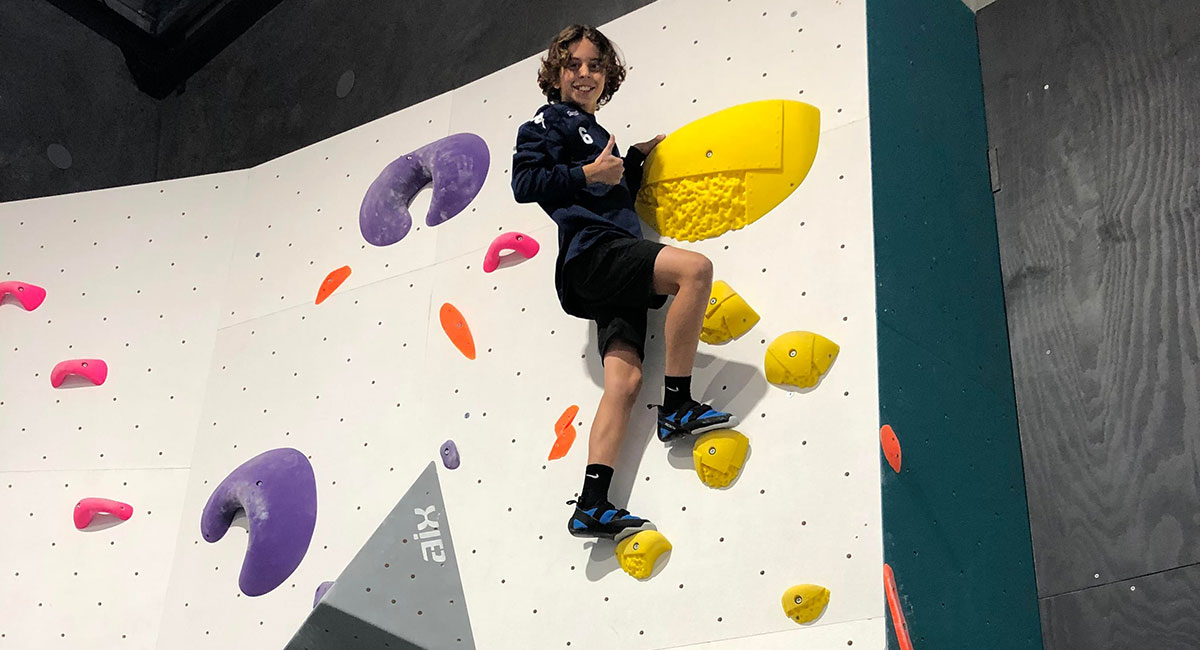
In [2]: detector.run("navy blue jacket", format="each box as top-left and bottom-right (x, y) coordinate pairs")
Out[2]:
(511, 100), (650, 317)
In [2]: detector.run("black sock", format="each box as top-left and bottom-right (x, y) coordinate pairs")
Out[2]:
(579, 464), (614, 508)
(664, 375), (692, 411)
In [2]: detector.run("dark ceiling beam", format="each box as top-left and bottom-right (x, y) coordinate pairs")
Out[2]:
(43, 0), (285, 99)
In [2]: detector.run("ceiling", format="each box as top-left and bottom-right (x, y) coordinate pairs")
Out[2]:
(94, 0), (222, 35)
(51, 0), (999, 99)
(46, 0), (284, 98)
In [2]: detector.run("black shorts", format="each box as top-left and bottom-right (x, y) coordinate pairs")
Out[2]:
(563, 236), (669, 362)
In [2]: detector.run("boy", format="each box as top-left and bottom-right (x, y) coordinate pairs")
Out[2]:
(511, 24), (738, 541)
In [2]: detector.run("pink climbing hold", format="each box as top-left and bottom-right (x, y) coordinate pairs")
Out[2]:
(0, 281), (47, 311)
(74, 498), (133, 529)
(50, 359), (108, 388)
(483, 232), (539, 273)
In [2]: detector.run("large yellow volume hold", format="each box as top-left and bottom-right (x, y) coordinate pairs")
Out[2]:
(692, 429), (750, 488)
(764, 331), (840, 389)
(635, 99), (820, 242)
(701, 280), (760, 344)
(781, 584), (831, 624)
(614, 530), (672, 580)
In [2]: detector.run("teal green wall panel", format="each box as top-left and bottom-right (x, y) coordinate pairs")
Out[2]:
(878, 324), (1040, 647)
(867, 0), (1042, 647)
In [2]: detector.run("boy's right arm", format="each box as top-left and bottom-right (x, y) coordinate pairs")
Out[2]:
(511, 108), (588, 204)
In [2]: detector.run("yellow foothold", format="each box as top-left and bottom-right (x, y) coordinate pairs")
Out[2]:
(614, 530), (672, 580)
(692, 430), (750, 488)
(700, 281), (761, 344)
(636, 99), (821, 242)
(764, 331), (840, 389)
(781, 584), (831, 624)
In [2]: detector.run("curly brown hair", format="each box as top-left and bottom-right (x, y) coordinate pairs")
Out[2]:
(536, 24), (626, 109)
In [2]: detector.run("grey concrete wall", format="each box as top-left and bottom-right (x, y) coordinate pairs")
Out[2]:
(1, 0), (656, 203)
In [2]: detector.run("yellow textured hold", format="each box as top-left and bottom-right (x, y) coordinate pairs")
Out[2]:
(614, 530), (672, 580)
(764, 331), (840, 389)
(781, 584), (831, 624)
(692, 430), (750, 488)
(701, 280), (760, 344)
(636, 99), (820, 242)
(638, 174), (748, 242)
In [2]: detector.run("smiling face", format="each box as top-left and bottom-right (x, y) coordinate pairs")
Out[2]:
(556, 38), (606, 113)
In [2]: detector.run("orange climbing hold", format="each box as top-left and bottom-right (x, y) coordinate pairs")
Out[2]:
(315, 265), (352, 305)
(549, 405), (580, 461)
(555, 405), (579, 435)
(439, 303), (476, 360)
(884, 564), (914, 650)
(548, 425), (576, 461)
(880, 424), (902, 473)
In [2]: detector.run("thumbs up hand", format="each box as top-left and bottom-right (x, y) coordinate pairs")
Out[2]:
(583, 134), (625, 186)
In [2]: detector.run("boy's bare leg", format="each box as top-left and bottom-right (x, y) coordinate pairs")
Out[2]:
(651, 246), (714, 376)
(587, 340), (643, 466)
(570, 341), (655, 539)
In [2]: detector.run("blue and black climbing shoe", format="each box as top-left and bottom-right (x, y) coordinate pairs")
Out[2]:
(651, 399), (738, 443)
(567, 500), (655, 541)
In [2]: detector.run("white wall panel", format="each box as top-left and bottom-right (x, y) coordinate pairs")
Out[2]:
(0, 468), (189, 649)
(217, 95), (453, 328)
(156, 268), (438, 649)
(672, 616), (885, 649)
(595, 0), (869, 146)
(0, 171), (245, 472)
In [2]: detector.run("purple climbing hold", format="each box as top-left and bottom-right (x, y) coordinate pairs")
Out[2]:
(359, 133), (490, 246)
(440, 440), (460, 470)
(313, 580), (334, 608)
(200, 448), (317, 597)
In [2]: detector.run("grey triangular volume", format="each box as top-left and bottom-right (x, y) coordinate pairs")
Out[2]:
(285, 462), (475, 650)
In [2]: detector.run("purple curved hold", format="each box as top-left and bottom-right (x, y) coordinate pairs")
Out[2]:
(440, 440), (460, 470)
(200, 448), (317, 597)
(360, 133), (490, 247)
(313, 580), (334, 608)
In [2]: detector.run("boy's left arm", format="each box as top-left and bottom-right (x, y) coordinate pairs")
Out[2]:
(624, 134), (665, 198)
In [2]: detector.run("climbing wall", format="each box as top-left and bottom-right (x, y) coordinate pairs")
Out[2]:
(0, 0), (882, 648)
(0, 173), (247, 648)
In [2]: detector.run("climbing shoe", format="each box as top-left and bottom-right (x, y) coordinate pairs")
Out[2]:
(567, 500), (656, 541)
(652, 399), (738, 443)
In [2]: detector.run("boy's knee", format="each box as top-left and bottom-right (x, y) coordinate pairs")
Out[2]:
(603, 342), (644, 400)
(609, 366), (643, 401)
(619, 367), (644, 399)
(691, 254), (714, 284)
